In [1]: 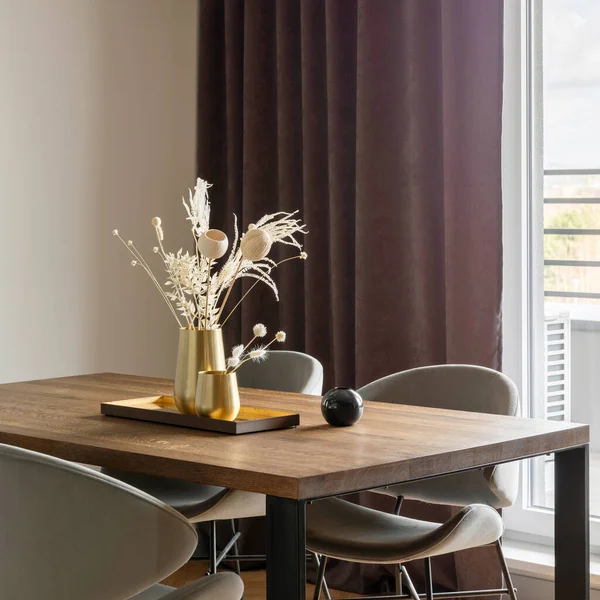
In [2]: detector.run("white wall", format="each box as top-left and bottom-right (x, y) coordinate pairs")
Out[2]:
(0, 0), (198, 383)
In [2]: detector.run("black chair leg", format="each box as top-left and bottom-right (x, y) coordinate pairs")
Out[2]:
(394, 496), (404, 515)
(424, 557), (433, 600)
(393, 497), (404, 597)
(230, 519), (241, 576)
(313, 555), (328, 600)
(395, 563), (402, 595)
(400, 565), (420, 600)
(205, 520), (217, 576)
(230, 519), (244, 600)
(311, 554), (332, 600)
(496, 540), (518, 600)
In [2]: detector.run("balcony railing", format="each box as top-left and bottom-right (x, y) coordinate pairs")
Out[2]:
(544, 168), (600, 300)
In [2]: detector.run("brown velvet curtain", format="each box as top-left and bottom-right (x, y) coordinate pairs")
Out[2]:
(197, 0), (504, 596)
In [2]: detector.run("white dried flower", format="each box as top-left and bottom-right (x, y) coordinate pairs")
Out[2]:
(253, 323), (267, 338)
(131, 260), (137, 267)
(240, 229), (272, 261)
(249, 347), (267, 362)
(254, 210), (307, 249)
(183, 178), (212, 234)
(231, 344), (244, 358)
(227, 356), (240, 369)
(112, 177), (308, 330)
(275, 331), (286, 343)
(152, 217), (164, 241)
(164, 250), (198, 290)
(300, 251), (307, 259)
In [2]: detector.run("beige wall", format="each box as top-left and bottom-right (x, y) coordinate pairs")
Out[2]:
(0, 0), (198, 382)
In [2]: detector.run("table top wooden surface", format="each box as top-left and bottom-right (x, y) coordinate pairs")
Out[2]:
(0, 373), (589, 500)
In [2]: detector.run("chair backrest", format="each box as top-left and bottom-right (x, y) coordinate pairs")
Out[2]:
(358, 365), (520, 507)
(358, 364), (519, 417)
(236, 350), (324, 395)
(0, 444), (197, 600)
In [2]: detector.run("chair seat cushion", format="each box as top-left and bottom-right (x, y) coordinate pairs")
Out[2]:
(373, 468), (512, 509)
(102, 469), (229, 519)
(306, 498), (503, 564)
(130, 573), (244, 600)
(131, 583), (174, 600)
(190, 489), (266, 523)
(102, 469), (266, 522)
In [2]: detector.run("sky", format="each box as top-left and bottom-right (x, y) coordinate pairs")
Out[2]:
(544, 0), (600, 169)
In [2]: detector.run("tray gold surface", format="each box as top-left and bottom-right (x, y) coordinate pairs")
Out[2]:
(101, 395), (300, 434)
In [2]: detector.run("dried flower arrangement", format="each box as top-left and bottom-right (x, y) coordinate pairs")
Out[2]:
(113, 178), (306, 376)
(225, 324), (286, 373)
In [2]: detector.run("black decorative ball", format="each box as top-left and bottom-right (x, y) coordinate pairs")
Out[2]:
(321, 387), (364, 427)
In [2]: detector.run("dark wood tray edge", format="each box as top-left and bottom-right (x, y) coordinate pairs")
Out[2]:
(101, 401), (299, 435)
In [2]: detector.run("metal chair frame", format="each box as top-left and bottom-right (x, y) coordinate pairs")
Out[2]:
(313, 542), (517, 600)
(196, 520), (334, 599)
(313, 497), (518, 600)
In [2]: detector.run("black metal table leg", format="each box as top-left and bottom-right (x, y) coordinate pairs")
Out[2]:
(266, 495), (306, 600)
(555, 444), (589, 600)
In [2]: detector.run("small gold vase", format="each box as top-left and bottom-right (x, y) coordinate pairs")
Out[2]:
(195, 371), (241, 421)
(174, 328), (226, 415)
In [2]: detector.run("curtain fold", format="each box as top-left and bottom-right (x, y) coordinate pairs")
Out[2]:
(197, 0), (504, 595)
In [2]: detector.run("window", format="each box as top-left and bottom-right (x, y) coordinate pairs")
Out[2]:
(542, 0), (600, 316)
(533, 0), (600, 517)
(503, 0), (600, 548)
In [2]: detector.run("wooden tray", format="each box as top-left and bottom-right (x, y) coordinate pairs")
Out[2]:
(101, 395), (300, 435)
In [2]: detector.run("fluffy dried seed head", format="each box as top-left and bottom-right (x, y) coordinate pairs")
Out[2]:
(253, 323), (267, 337)
(249, 347), (267, 362)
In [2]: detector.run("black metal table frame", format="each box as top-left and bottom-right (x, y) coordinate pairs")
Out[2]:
(265, 444), (590, 600)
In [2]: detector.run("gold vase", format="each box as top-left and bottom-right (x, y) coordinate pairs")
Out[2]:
(195, 371), (240, 421)
(174, 328), (226, 415)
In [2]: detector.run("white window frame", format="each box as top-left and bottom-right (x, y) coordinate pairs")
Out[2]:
(502, 0), (600, 550)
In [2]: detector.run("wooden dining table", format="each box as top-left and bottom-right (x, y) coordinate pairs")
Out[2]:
(0, 373), (590, 599)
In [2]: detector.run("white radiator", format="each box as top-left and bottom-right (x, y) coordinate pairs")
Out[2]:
(543, 313), (571, 423)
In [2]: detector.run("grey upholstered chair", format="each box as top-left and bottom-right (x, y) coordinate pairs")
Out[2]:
(236, 350), (324, 396)
(104, 350), (324, 574)
(0, 443), (244, 600)
(359, 364), (520, 510)
(307, 498), (517, 600)
(339, 364), (519, 599)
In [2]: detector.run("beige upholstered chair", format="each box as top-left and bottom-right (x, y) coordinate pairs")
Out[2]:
(104, 350), (324, 574)
(307, 498), (517, 600)
(0, 443), (244, 600)
(359, 364), (520, 511)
